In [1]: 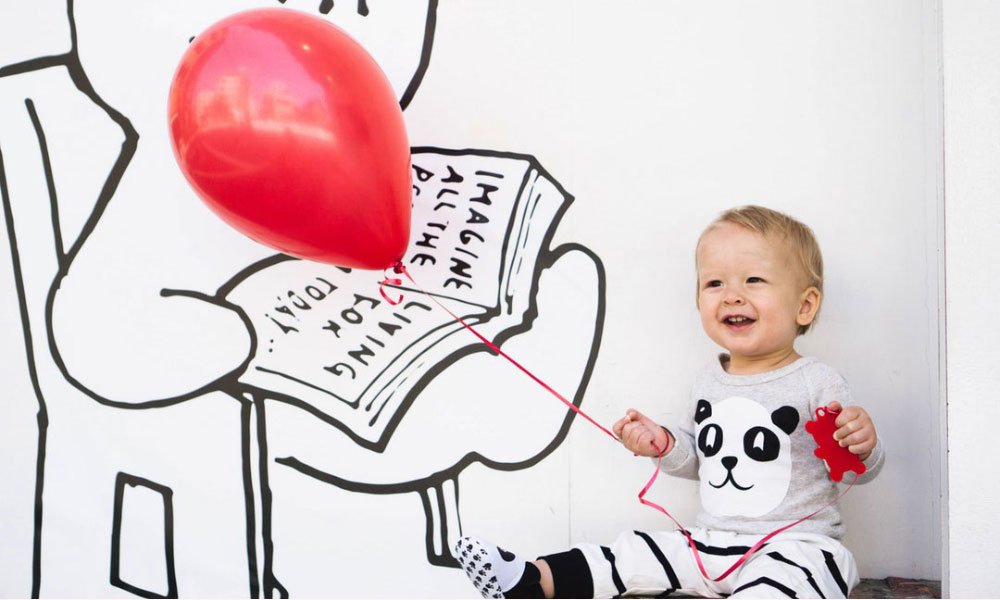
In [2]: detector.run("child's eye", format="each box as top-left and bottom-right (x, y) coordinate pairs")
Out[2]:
(746, 277), (764, 284)
(705, 280), (723, 288)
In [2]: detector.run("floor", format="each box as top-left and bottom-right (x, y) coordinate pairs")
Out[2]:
(849, 578), (942, 599)
(665, 577), (942, 598)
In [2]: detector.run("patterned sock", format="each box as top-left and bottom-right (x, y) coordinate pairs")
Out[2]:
(455, 536), (544, 599)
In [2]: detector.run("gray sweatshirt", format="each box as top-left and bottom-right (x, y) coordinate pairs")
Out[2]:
(658, 355), (884, 539)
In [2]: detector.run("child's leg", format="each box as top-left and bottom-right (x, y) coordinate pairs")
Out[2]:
(455, 536), (548, 598)
(559, 529), (714, 598)
(457, 530), (710, 599)
(729, 533), (860, 599)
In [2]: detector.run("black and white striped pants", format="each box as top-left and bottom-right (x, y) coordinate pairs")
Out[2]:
(540, 528), (859, 598)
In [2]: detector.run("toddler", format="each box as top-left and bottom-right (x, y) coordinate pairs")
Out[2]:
(456, 205), (884, 598)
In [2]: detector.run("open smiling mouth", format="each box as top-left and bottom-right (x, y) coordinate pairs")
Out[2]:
(709, 470), (754, 491)
(724, 316), (756, 327)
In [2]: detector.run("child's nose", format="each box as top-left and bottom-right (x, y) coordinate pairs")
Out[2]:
(724, 291), (745, 305)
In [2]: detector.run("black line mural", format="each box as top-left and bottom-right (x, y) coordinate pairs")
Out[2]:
(110, 473), (178, 599)
(1, 1), (605, 597)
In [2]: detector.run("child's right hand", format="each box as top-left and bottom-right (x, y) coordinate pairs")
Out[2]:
(613, 409), (673, 457)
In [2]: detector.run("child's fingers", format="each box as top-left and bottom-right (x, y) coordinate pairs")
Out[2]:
(616, 413), (670, 457)
(837, 428), (864, 447)
(625, 421), (651, 444)
(834, 405), (871, 427)
(620, 421), (642, 445)
(834, 411), (872, 440)
(612, 410), (639, 437)
(834, 420), (855, 442)
(621, 422), (658, 456)
(834, 420), (867, 445)
(847, 431), (876, 457)
(833, 405), (859, 428)
(619, 414), (647, 438)
(838, 423), (875, 448)
(848, 438), (876, 456)
(827, 404), (877, 458)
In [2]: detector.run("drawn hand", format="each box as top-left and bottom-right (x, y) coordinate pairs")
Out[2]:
(264, 245), (605, 485)
(828, 401), (877, 461)
(257, 219), (604, 569)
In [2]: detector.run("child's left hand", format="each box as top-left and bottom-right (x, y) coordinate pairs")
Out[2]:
(828, 401), (877, 461)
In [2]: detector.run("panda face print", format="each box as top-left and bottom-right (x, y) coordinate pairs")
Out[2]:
(695, 396), (799, 517)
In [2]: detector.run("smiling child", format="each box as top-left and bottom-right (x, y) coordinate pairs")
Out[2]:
(456, 205), (884, 599)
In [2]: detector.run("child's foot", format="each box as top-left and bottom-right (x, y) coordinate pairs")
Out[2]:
(454, 536), (543, 599)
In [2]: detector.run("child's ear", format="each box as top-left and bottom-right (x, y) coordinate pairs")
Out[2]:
(796, 286), (821, 327)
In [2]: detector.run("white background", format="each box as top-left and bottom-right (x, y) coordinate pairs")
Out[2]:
(3, 0), (983, 596)
(408, 0), (943, 583)
(942, 2), (1000, 598)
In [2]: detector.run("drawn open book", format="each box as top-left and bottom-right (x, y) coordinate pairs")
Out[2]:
(225, 148), (571, 451)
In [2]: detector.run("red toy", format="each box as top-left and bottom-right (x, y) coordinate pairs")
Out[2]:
(804, 406), (866, 482)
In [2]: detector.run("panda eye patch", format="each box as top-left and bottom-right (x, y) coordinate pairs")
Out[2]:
(743, 426), (780, 462)
(698, 424), (723, 457)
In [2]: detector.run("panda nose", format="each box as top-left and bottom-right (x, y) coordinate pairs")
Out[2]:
(722, 456), (738, 470)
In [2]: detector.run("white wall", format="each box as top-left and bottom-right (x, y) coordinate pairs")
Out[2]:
(411, 0), (942, 581)
(0, 2), (945, 597)
(942, 2), (1000, 597)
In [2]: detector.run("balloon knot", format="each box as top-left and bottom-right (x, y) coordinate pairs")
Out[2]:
(380, 263), (405, 305)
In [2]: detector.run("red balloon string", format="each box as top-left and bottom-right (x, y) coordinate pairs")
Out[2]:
(384, 263), (856, 581)
(390, 263), (619, 441)
(379, 262), (405, 305)
(640, 443), (859, 581)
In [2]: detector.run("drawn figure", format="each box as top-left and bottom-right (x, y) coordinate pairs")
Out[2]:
(1, 0), (605, 597)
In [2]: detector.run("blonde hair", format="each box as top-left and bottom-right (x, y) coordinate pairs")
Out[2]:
(697, 205), (824, 334)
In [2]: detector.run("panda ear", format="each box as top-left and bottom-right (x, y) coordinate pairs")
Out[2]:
(695, 399), (712, 424)
(771, 406), (799, 435)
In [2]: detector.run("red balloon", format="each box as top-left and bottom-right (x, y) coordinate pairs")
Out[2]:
(168, 8), (411, 269)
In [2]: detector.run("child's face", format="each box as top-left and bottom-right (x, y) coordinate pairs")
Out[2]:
(696, 223), (819, 371)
